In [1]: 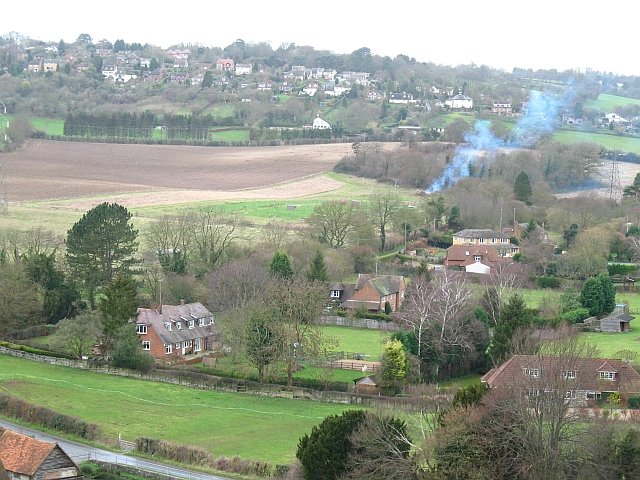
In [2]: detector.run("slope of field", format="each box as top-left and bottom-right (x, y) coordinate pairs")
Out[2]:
(585, 93), (640, 112)
(552, 129), (640, 154)
(4, 140), (353, 203)
(0, 354), (357, 464)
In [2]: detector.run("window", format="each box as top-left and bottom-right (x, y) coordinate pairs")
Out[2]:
(164, 322), (172, 331)
(176, 322), (182, 330)
(166, 344), (173, 354)
(474, 255), (481, 262)
(524, 368), (539, 378)
(136, 324), (147, 335)
(198, 318), (205, 327)
(183, 341), (189, 348)
(600, 371), (615, 380)
(330, 290), (341, 298)
(142, 341), (150, 350)
(565, 390), (576, 399)
(188, 319), (195, 329)
(563, 371), (576, 379)
(525, 388), (539, 397)
(209, 317), (215, 325)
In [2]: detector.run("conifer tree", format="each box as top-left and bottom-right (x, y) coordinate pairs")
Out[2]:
(306, 250), (328, 282)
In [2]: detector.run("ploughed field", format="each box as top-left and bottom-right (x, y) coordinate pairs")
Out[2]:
(4, 140), (353, 205)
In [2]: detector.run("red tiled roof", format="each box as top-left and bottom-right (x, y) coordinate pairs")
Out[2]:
(0, 430), (55, 476)
(481, 355), (640, 393)
(445, 245), (504, 268)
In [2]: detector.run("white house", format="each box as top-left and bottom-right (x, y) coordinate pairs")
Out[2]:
(235, 64), (253, 75)
(101, 65), (118, 80)
(312, 116), (331, 130)
(445, 93), (473, 110)
(605, 113), (629, 124)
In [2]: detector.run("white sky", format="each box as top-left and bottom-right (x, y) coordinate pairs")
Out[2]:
(2, 1), (638, 76)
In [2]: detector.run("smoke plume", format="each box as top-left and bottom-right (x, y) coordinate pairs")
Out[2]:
(425, 90), (563, 194)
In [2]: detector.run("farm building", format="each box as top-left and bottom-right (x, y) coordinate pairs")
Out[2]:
(354, 375), (380, 395)
(600, 304), (633, 333)
(0, 428), (81, 479)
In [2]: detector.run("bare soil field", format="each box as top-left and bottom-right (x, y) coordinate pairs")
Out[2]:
(4, 140), (354, 204)
(554, 160), (640, 199)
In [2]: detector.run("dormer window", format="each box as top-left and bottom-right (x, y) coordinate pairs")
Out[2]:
(563, 371), (576, 379)
(188, 319), (195, 329)
(474, 255), (481, 262)
(164, 322), (172, 332)
(331, 290), (341, 298)
(136, 324), (147, 335)
(199, 318), (205, 327)
(599, 371), (615, 380)
(524, 368), (539, 378)
(176, 322), (182, 330)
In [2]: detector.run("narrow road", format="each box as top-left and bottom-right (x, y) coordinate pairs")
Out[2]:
(0, 419), (231, 480)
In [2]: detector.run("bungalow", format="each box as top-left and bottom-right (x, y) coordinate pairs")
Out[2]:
(0, 428), (81, 479)
(389, 92), (415, 104)
(482, 355), (640, 406)
(333, 274), (405, 313)
(135, 301), (221, 363)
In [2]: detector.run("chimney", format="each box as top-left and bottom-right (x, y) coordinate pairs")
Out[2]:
(180, 299), (185, 305)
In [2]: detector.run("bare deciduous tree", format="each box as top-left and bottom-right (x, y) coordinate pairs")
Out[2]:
(307, 200), (360, 248)
(192, 209), (239, 272)
(145, 212), (194, 273)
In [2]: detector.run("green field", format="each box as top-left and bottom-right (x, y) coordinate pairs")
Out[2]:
(321, 325), (390, 360)
(552, 129), (640, 154)
(211, 129), (250, 142)
(585, 93), (640, 112)
(0, 354), (357, 464)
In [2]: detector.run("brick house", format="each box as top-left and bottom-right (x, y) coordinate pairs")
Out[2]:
(444, 244), (507, 274)
(333, 274), (405, 312)
(216, 58), (235, 71)
(135, 302), (220, 363)
(481, 355), (640, 406)
(0, 428), (81, 479)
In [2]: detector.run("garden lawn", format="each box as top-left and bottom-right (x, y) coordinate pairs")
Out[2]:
(321, 325), (391, 361)
(0, 354), (358, 464)
(581, 327), (640, 358)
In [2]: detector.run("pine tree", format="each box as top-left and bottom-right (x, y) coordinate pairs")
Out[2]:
(99, 273), (139, 354)
(514, 171), (532, 204)
(597, 273), (616, 315)
(269, 251), (294, 279)
(306, 250), (328, 282)
(488, 293), (532, 366)
(580, 277), (605, 317)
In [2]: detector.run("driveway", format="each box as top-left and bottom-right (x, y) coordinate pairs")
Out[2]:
(0, 419), (231, 480)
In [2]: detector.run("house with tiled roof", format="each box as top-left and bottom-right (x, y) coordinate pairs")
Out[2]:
(453, 229), (519, 257)
(0, 428), (81, 479)
(336, 274), (405, 312)
(481, 355), (640, 406)
(444, 244), (508, 274)
(216, 58), (235, 71)
(135, 301), (221, 363)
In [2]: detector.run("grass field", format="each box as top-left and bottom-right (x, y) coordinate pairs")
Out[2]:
(552, 129), (640, 154)
(0, 354), (357, 464)
(211, 129), (250, 142)
(585, 94), (640, 112)
(321, 325), (391, 360)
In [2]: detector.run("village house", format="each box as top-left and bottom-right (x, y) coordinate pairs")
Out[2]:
(216, 58), (235, 71)
(43, 60), (58, 73)
(0, 428), (81, 479)
(235, 63), (252, 75)
(366, 90), (383, 101)
(389, 92), (416, 104)
(331, 274), (405, 313)
(135, 301), (221, 364)
(452, 229), (519, 257)
(444, 244), (508, 274)
(482, 355), (640, 406)
(491, 101), (512, 115)
(445, 93), (474, 110)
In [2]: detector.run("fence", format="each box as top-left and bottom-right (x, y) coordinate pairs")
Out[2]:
(319, 315), (399, 331)
(0, 346), (424, 410)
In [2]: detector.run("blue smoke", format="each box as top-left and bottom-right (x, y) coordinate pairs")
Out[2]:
(425, 90), (563, 193)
